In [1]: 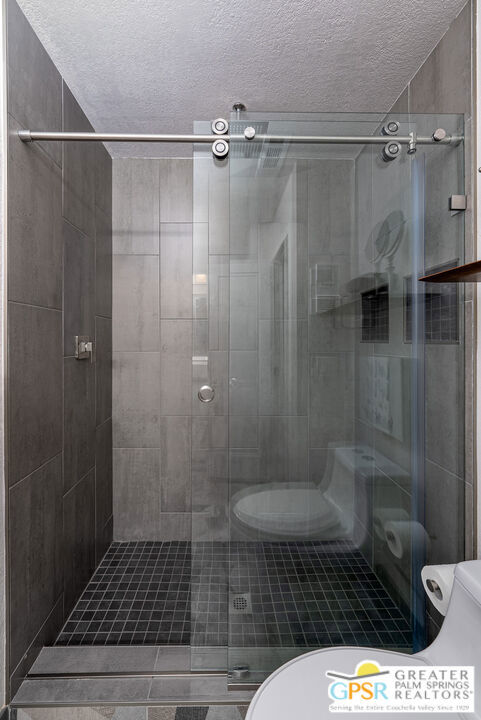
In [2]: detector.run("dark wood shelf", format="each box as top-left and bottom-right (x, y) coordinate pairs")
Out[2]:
(419, 260), (481, 283)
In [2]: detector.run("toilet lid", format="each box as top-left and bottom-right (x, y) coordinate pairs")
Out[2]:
(246, 647), (463, 720)
(233, 484), (339, 536)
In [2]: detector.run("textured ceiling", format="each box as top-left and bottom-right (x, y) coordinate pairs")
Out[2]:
(17, 0), (467, 157)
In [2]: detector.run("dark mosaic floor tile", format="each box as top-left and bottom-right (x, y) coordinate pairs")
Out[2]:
(55, 539), (413, 650)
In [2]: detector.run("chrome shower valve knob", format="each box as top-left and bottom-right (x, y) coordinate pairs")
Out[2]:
(198, 385), (215, 403)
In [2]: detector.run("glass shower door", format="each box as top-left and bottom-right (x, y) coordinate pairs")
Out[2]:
(225, 111), (465, 684)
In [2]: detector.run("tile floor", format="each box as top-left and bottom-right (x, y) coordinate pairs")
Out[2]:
(16, 705), (249, 719)
(55, 540), (412, 651)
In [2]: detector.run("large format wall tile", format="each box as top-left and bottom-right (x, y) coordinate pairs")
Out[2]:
(230, 274), (257, 351)
(6, 0), (113, 693)
(113, 448), (160, 540)
(113, 352), (160, 447)
(8, 303), (63, 485)
(160, 417), (191, 512)
(159, 159), (193, 223)
(193, 416), (228, 450)
(9, 455), (63, 672)
(8, 115), (62, 309)
(192, 449), (228, 514)
(425, 461), (464, 565)
(113, 255), (159, 351)
(63, 219), (95, 356)
(62, 83), (95, 238)
(159, 513), (191, 541)
(208, 254), (229, 350)
(423, 146), (465, 270)
(96, 316), (113, 427)
(63, 469), (96, 614)
(113, 159), (160, 254)
(9, 596), (63, 698)
(409, 2), (472, 115)
(95, 204), (113, 319)
(425, 344), (464, 478)
(94, 143), (113, 219)
(96, 517), (113, 567)
(64, 358), (95, 494)
(258, 320), (308, 416)
(229, 417), (258, 449)
(95, 419), (113, 560)
(309, 352), (354, 448)
(229, 351), (258, 417)
(193, 222), (208, 320)
(208, 161), (229, 254)
(160, 320), (192, 416)
(6, 0), (62, 166)
(160, 224), (193, 319)
(259, 416), (308, 484)
(307, 160), (353, 255)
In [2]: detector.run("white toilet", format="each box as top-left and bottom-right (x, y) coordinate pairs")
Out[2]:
(247, 560), (481, 719)
(231, 445), (387, 540)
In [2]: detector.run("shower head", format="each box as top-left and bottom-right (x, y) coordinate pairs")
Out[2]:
(229, 121), (287, 169)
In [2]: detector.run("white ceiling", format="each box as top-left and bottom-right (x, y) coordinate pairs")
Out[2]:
(18, 0), (468, 158)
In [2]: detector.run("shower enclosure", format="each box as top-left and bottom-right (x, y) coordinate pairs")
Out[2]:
(190, 111), (465, 682)
(28, 109), (466, 692)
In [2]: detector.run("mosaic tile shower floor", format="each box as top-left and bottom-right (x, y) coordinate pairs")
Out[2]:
(55, 541), (412, 649)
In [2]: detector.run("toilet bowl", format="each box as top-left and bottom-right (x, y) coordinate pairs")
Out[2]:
(231, 482), (345, 539)
(246, 560), (481, 719)
(231, 444), (400, 540)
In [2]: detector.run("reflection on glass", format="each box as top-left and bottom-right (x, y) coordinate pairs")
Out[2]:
(191, 113), (466, 683)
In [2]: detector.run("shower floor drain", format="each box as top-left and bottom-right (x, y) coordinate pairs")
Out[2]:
(230, 592), (252, 615)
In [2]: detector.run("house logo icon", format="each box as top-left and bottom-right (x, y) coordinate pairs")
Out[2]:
(326, 660), (390, 702)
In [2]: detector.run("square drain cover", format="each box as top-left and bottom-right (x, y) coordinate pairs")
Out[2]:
(230, 592), (252, 614)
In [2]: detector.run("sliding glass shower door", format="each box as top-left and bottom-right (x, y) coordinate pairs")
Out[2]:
(191, 112), (466, 683)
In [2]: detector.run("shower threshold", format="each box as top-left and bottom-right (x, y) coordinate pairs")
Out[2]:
(27, 645), (227, 677)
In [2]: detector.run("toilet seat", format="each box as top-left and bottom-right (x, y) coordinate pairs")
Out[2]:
(246, 646), (463, 720)
(232, 483), (343, 538)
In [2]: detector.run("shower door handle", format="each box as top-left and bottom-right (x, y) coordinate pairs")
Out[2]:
(198, 385), (215, 403)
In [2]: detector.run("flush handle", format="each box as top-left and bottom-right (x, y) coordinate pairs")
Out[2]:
(198, 385), (215, 403)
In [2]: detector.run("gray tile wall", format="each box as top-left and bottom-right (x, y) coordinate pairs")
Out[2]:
(6, 0), (112, 698)
(401, 0), (475, 568)
(411, 0), (474, 638)
(112, 158), (194, 541)
(358, 0), (474, 635)
(112, 152), (357, 542)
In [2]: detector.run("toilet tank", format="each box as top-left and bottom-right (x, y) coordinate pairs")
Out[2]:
(322, 445), (386, 541)
(322, 446), (357, 536)
(420, 561), (481, 705)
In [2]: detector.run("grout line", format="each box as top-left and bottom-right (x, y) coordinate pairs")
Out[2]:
(8, 299), (62, 313)
(8, 451), (63, 492)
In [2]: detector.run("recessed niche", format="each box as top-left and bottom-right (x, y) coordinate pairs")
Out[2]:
(404, 265), (459, 344)
(361, 284), (389, 343)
